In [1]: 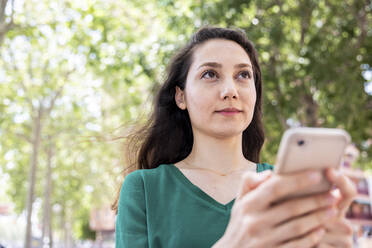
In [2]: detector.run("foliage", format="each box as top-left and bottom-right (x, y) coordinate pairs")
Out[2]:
(0, 0), (371, 243)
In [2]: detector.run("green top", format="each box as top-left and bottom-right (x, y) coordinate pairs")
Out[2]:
(115, 163), (274, 248)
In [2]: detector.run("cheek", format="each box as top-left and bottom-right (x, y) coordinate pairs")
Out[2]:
(186, 87), (215, 117)
(188, 92), (213, 113)
(251, 93), (257, 106)
(250, 82), (257, 101)
(242, 86), (257, 107)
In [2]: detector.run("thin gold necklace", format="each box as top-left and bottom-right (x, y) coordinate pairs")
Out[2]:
(180, 160), (248, 177)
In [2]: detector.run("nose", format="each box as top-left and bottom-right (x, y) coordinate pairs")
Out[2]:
(220, 79), (238, 100)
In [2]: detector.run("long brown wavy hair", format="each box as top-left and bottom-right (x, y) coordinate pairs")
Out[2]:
(112, 26), (265, 212)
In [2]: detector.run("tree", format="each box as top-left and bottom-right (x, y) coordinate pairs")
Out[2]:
(0, 0), (371, 245)
(0, 0), (16, 46)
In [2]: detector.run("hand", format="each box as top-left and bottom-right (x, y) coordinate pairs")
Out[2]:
(316, 218), (353, 248)
(326, 168), (357, 218)
(215, 170), (338, 248)
(315, 168), (356, 248)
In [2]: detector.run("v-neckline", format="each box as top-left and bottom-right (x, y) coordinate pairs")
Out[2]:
(167, 163), (258, 211)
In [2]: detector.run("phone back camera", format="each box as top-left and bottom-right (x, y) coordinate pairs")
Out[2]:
(297, 140), (305, 146)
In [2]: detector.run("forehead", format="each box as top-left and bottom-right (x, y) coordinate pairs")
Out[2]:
(191, 39), (252, 67)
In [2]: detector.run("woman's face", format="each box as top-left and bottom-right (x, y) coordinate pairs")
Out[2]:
(175, 38), (257, 139)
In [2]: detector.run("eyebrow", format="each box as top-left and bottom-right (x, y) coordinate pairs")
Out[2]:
(198, 62), (252, 69)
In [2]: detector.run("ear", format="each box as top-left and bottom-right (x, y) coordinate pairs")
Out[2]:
(175, 86), (187, 110)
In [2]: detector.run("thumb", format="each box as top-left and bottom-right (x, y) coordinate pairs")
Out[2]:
(236, 170), (272, 200)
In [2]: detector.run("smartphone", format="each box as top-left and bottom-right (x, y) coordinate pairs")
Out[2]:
(274, 127), (351, 201)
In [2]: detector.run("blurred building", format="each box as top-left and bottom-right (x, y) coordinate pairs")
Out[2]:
(342, 144), (372, 247)
(89, 206), (115, 247)
(0, 204), (25, 248)
(0, 204), (10, 215)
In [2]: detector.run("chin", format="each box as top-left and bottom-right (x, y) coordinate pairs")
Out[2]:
(207, 128), (244, 139)
(192, 121), (248, 139)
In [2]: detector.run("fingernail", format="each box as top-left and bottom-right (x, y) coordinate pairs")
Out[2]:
(309, 172), (321, 182)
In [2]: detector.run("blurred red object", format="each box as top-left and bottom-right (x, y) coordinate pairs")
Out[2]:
(89, 206), (116, 231)
(0, 204), (10, 215)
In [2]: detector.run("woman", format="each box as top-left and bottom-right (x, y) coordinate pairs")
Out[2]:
(114, 26), (356, 247)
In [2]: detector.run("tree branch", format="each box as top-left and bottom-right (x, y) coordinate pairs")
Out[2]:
(7, 47), (35, 110)
(0, 0), (8, 24)
(354, 0), (368, 50)
(15, 131), (32, 143)
(45, 85), (64, 116)
(0, 0), (15, 47)
(268, 47), (289, 130)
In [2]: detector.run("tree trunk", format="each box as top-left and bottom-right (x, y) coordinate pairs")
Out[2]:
(60, 209), (66, 248)
(62, 206), (73, 248)
(303, 93), (319, 127)
(42, 136), (54, 248)
(64, 209), (73, 248)
(24, 82), (62, 248)
(0, 0), (15, 46)
(24, 108), (43, 248)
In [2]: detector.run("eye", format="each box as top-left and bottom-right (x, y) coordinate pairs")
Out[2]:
(201, 69), (218, 80)
(237, 70), (252, 79)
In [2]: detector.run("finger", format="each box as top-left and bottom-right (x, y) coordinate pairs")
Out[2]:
(277, 227), (325, 248)
(326, 168), (357, 216)
(323, 218), (353, 235)
(317, 244), (335, 248)
(263, 192), (337, 226)
(236, 170), (272, 200)
(251, 170), (272, 189)
(244, 170), (323, 209)
(272, 206), (338, 244)
(320, 232), (353, 248)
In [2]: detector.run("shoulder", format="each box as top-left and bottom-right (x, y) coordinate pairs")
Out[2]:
(120, 170), (144, 193)
(118, 164), (172, 206)
(121, 164), (170, 189)
(257, 162), (274, 172)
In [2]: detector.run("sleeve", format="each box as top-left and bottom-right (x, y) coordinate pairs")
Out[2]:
(115, 171), (148, 248)
(262, 163), (274, 171)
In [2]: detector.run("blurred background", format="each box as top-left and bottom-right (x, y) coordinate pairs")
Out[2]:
(0, 0), (371, 247)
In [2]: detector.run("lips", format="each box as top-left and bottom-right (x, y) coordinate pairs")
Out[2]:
(216, 108), (242, 112)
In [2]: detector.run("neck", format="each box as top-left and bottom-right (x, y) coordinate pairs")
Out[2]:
(184, 130), (255, 173)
